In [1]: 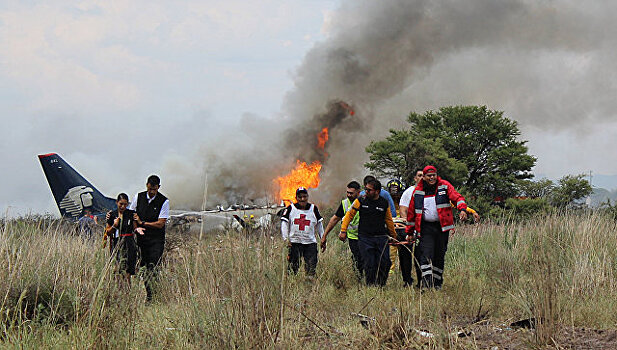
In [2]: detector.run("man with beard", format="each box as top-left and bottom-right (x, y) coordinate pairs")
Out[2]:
(406, 166), (468, 290)
(281, 187), (324, 276)
(341, 179), (396, 286)
(320, 181), (363, 279)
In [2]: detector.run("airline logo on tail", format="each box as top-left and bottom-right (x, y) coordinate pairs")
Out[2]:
(59, 186), (94, 218)
(38, 153), (116, 220)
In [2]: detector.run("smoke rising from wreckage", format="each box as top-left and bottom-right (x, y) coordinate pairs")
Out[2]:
(29, 1), (617, 225)
(161, 0), (617, 210)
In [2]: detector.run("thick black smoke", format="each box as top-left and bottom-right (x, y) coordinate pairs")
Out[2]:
(282, 100), (360, 164)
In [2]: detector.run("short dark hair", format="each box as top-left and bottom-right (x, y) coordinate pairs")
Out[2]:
(117, 193), (129, 202)
(415, 168), (423, 174)
(347, 181), (361, 190)
(367, 179), (381, 192)
(147, 175), (161, 186)
(363, 175), (376, 186)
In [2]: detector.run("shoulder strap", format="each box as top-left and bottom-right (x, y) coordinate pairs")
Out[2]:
(342, 198), (350, 212)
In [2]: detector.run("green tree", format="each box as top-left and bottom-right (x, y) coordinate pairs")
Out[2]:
(364, 130), (467, 186)
(366, 105), (536, 198)
(550, 174), (593, 208)
(504, 197), (553, 218)
(517, 178), (555, 198)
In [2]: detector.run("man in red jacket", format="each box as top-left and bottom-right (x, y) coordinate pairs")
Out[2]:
(405, 165), (468, 289)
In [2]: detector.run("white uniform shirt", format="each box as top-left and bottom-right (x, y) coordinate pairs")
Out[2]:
(399, 185), (416, 208)
(129, 193), (170, 219)
(281, 203), (324, 244)
(422, 196), (439, 222)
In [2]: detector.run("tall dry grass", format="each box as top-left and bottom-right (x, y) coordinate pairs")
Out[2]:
(0, 211), (616, 348)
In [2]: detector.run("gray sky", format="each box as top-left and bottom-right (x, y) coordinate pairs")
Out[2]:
(2, 0), (616, 216)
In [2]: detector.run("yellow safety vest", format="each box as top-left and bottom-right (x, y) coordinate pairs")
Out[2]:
(342, 198), (360, 240)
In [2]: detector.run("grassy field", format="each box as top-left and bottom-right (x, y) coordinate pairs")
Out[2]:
(1, 212), (617, 349)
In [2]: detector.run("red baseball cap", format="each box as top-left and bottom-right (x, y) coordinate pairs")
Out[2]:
(423, 165), (437, 174)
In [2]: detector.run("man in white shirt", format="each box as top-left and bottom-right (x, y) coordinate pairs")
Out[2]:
(399, 169), (424, 219)
(397, 169), (423, 287)
(129, 175), (169, 302)
(281, 187), (324, 276)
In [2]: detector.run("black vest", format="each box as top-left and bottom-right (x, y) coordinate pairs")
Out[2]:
(107, 209), (135, 236)
(357, 196), (389, 236)
(136, 191), (167, 240)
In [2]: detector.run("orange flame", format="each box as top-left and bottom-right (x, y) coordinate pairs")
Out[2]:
(275, 160), (322, 204)
(317, 127), (329, 150)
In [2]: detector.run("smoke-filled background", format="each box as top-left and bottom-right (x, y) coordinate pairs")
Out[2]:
(2, 0), (617, 214)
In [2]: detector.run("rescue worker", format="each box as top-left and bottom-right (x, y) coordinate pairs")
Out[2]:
(242, 214), (258, 233)
(386, 178), (413, 286)
(360, 175), (396, 216)
(320, 181), (363, 279)
(129, 175), (170, 302)
(360, 175), (397, 277)
(341, 179), (396, 286)
(406, 165), (467, 290)
(281, 187), (324, 276)
(387, 179), (404, 213)
(401, 170), (480, 223)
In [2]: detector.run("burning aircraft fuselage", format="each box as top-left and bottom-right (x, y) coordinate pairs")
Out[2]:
(274, 100), (355, 204)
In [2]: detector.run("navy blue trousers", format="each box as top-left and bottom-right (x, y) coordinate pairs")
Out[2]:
(358, 234), (391, 286)
(417, 221), (449, 288)
(288, 243), (318, 276)
(137, 238), (165, 301)
(397, 229), (420, 287)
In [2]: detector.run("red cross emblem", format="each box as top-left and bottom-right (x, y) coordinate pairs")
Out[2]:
(294, 214), (311, 231)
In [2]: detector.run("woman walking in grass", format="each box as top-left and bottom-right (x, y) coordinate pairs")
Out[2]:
(105, 193), (143, 287)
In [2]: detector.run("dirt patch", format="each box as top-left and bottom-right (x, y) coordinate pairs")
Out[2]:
(419, 318), (617, 349)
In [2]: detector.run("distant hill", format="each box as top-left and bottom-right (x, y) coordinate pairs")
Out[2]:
(592, 174), (617, 191)
(534, 173), (617, 207)
(589, 187), (617, 207)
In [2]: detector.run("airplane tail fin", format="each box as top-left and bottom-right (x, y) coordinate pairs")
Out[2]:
(38, 153), (116, 220)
